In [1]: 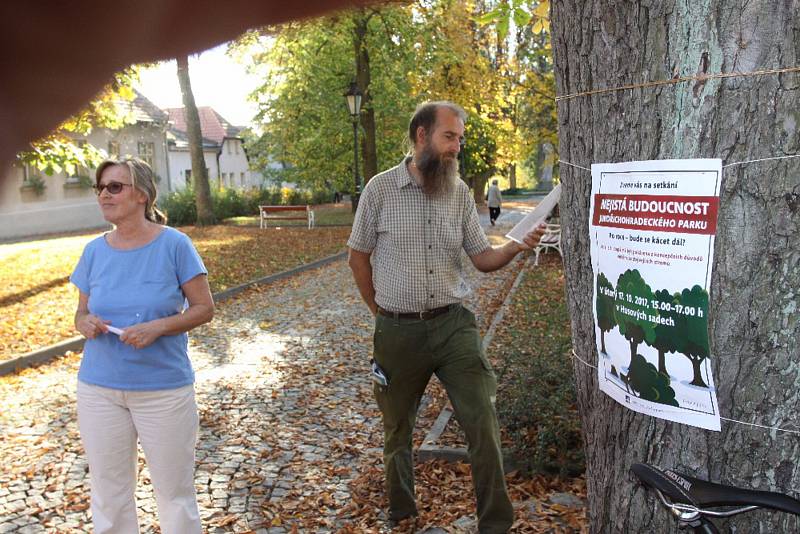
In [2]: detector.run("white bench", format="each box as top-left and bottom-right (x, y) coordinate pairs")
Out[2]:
(534, 223), (562, 265)
(258, 205), (315, 229)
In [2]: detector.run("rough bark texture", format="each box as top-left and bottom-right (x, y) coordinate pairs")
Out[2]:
(551, 1), (800, 532)
(177, 55), (215, 226)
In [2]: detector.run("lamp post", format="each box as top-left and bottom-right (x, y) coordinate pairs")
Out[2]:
(344, 82), (363, 213)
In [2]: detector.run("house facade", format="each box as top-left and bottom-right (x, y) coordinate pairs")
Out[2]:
(0, 92), (170, 240)
(1, 95), (260, 240)
(165, 107), (260, 191)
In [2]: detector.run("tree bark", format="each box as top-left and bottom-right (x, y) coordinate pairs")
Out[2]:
(177, 55), (215, 226)
(552, 1), (800, 532)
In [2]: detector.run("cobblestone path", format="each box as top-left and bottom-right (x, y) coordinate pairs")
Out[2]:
(0, 254), (522, 533)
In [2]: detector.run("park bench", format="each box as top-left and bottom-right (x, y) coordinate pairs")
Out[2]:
(258, 205), (315, 229)
(533, 223), (562, 265)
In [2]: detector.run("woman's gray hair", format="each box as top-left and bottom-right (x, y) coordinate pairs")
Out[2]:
(95, 157), (167, 224)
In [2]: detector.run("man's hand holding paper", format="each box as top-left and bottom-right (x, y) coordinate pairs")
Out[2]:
(505, 184), (562, 246)
(511, 224), (547, 251)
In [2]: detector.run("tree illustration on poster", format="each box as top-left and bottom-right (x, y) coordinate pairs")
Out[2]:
(613, 269), (657, 363)
(595, 272), (616, 354)
(681, 285), (710, 387)
(626, 353), (679, 406)
(652, 288), (684, 376)
(595, 268), (713, 407)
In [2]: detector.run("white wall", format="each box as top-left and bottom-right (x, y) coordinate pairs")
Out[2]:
(167, 148), (220, 191)
(218, 139), (254, 188)
(0, 122), (168, 240)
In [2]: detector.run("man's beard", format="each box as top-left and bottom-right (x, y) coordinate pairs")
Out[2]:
(415, 142), (458, 197)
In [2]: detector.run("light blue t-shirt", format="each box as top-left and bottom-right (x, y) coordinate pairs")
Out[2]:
(70, 227), (207, 390)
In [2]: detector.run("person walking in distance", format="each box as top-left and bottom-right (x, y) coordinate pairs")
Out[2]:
(346, 101), (544, 533)
(487, 179), (502, 225)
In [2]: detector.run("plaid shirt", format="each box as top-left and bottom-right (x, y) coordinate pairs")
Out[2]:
(348, 157), (491, 313)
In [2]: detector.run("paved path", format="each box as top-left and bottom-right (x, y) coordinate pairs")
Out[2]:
(0, 246), (523, 532)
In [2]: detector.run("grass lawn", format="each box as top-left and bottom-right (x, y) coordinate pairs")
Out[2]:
(0, 224), (351, 360)
(491, 254), (584, 476)
(224, 202), (354, 227)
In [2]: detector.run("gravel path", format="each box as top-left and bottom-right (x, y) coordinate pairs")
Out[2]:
(0, 251), (522, 533)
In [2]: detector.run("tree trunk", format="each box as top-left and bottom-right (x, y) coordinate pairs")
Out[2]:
(552, 2), (800, 532)
(472, 173), (489, 206)
(688, 356), (709, 388)
(508, 162), (517, 190)
(353, 13), (378, 186)
(657, 349), (666, 376)
(177, 55), (215, 226)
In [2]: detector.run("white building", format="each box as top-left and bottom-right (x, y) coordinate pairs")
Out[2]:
(0, 91), (170, 241)
(165, 107), (260, 190)
(0, 95), (262, 240)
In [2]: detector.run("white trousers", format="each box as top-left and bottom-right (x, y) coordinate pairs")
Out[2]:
(77, 380), (202, 534)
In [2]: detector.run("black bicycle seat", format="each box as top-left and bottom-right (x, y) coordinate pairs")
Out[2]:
(631, 463), (800, 516)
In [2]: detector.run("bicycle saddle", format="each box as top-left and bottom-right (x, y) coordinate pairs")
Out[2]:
(631, 463), (800, 515)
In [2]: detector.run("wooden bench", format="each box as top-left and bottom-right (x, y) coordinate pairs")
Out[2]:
(258, 205), (315, 229)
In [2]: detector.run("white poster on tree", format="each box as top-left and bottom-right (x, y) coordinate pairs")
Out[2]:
(589, 159), (722, 431)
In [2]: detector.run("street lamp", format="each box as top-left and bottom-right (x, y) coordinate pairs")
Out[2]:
(344, 81), (362, 212)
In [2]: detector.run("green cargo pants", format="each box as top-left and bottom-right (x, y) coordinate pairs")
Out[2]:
(373, 305), (513, 534)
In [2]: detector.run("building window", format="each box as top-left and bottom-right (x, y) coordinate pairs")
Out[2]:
(184, 169), (192, 186)
(235, 141), (240, 155)
(66, 140), (88, 183)
(240, 172), (245, 186)
(108, 141), (120, 157)
(221, 172), (227, 185)
(227, 141), (232, 155)
(137, 141), (155, 168)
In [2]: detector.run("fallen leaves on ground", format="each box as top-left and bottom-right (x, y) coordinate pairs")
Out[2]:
(0, 225), (351, 359)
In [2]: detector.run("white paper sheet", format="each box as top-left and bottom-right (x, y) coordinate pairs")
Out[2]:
(505, 184), (561, 244)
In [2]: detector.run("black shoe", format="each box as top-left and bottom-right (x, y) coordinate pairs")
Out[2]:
(387, 514), (417, 529)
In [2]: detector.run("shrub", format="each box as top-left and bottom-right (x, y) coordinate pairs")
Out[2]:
(158, 184), (321, 225)
(158, 187), (196, 226)
(494, 261), (584, 476)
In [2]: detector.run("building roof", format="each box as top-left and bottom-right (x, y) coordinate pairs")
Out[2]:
(165, 107), (242, 145)
(166, 128), (219, 151)
(118, 90), (169, 123)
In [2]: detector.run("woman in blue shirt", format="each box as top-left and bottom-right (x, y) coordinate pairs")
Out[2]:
(71, 158), (214, 534)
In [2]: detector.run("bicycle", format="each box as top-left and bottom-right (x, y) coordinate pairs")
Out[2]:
(631, 462), (800, 533)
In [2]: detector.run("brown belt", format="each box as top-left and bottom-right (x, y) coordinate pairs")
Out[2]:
(377, 304), (457, 321)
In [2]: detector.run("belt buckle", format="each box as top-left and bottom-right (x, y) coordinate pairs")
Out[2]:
(419, 309), (431, 320)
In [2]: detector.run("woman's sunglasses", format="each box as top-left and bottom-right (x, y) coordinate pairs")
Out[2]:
(93, 181), (132, 195)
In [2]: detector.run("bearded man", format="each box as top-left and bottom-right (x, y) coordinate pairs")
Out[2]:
(347, 101), (544, 533)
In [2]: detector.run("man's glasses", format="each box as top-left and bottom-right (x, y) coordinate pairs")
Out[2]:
(93, 181), (132, 195)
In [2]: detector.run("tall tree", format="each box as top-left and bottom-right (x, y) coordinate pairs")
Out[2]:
(18, 70), (138, 176)
(553, 2), (800, 531)
(176, 55), (215, 226)
(242, 6), (417, 194)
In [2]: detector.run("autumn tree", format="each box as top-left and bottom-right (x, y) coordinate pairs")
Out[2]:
(18, 70), (138, 176)
(241, 6), (417, 194)
(553, 1), (800, 531)
(177, 55), (215, 226)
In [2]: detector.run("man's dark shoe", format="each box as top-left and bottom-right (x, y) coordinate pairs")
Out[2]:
(387, 514), (417, 529)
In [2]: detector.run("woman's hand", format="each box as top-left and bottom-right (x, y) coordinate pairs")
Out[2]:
(120, 320), (165, 350)
(76, 314), (111, 339)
